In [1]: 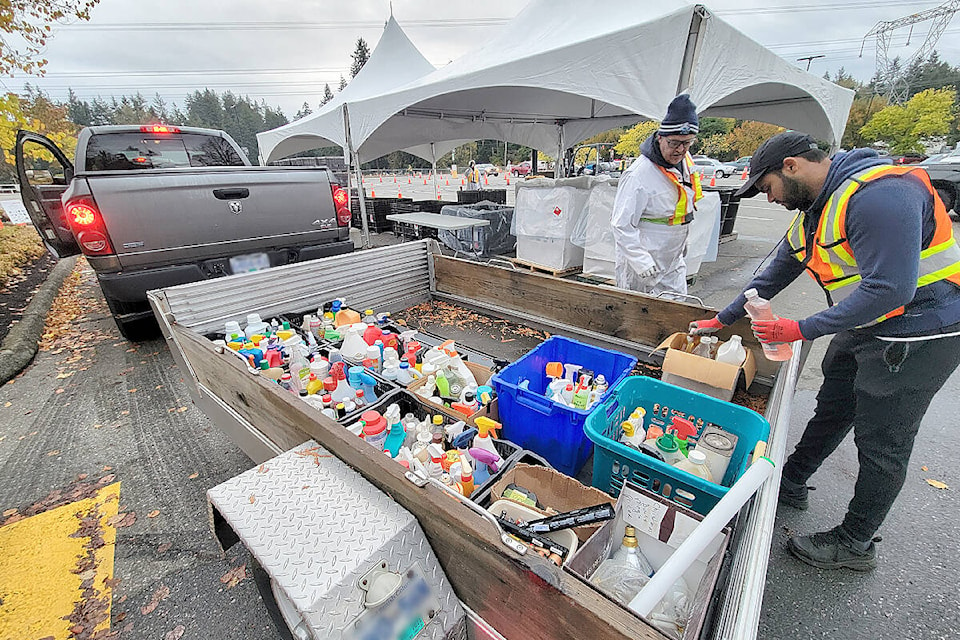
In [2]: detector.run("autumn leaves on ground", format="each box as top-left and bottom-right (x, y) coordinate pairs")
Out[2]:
(0, 257), (249, 640)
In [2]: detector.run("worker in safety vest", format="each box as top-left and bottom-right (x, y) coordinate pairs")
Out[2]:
(611, 94), (703, 296)
(466, 160), (481, 191)
(691, 132), (960, 571)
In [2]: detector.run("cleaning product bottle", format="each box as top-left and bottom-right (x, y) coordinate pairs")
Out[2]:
(560, 383), (575, 406)
(244, 313), (268, 339)
(224, 320), (244, 343)
(382, 404), (405, 457)
(692, 338), (712, 359)
(259, 360), (285, 381)
(306, 373), (324, 395)
(364, 345), (382, 374)
(361, 411), (388, 451)
(572, 381), (591, 409)
(473, 417), (501, 459)
(396, 361), (414, 385)
(416, 374), (437, 399)
(362, 309), (377, 325)
(457, 459), (475, 498)
(743, 288), (793, 361)
(435, 369), (451, 398)
(440, 341), (478, 388)
(322, 312), (339, 341)
(655, 434), (685, 465)
(340, 323), (370, 360)
(359, 371), (379, 403)
(334, 301), (361, 328)
(363, 323), (383, 346)
(327, 347), (343, 364)
(621, 421), (646, 449)
(707, 335), (721, 359)
(716, 335), (747, 366)
(354, 389), (366, 408)
(629, 407), (646, 433)
(402, 413), (421, 448)
(425, 444), (445, 478)
(329, 363), (355, 404)
(673, 450), (715, 482)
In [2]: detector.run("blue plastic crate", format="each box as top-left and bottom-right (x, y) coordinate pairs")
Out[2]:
(584, 375), (770, 515)
(491, 336), (637, 476)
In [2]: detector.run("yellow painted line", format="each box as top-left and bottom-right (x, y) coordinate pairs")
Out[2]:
(0, 482), (120, 640)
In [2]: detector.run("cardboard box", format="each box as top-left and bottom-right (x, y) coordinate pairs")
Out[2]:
(489, 463), (616, 544)
(655, 332), (757, 402)
(565, 482), (730, 640)
(407, 360), (495, 426)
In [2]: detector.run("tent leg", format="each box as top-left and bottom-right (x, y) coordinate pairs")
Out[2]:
(431, 142), (439, 202)
(556, 124), (566, 179)
(343, 105), (370, 249)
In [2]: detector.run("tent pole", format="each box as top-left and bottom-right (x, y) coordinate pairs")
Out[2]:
(557, 124), (565, 179)
(431, 142), (439, 201)
(343, 104), (370, 249)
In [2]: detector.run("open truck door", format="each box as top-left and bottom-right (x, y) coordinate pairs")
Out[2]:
(15, 130), (79, 258)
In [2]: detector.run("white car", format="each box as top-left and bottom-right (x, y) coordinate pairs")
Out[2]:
(692, 157), (738, 178)
(474, 163), (498, 176)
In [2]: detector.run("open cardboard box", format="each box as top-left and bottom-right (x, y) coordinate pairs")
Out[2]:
(656, 332), (757, 402)
(407, 360), (496, 426)
(565, 482), (730, 640)
(488, 463), (616, 544)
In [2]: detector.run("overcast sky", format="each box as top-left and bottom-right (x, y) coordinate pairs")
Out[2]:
(8, 0), (960, 119)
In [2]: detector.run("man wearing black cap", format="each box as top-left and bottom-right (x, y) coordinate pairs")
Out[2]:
(691, 131), (960, 570)
(611, 94), (703, 295)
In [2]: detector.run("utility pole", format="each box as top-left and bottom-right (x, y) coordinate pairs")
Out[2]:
(797, 55), (825, 71)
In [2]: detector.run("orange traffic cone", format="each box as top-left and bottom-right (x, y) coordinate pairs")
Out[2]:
(372, 189), (376, 198)
(437, 193), (442, 200)
(461, 178), (465, 186)
(379, 175), (383, 183)
(445, 178), (449, 186)
(484, 175), (489, 186)
(506, 175), (510, 185)
(423, 178), (427, 185)
(394, 176), (397, 184)
(709, 175), (716, 187)
(408, 177), (412, 184)
(740, 168), (748, 180)
(398, 191), (402, 198)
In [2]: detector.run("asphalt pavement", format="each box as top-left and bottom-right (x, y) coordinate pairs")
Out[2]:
(0, 174), (957, 639)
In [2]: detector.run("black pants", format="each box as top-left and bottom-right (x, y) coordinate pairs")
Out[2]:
(782, 323), (960, 541)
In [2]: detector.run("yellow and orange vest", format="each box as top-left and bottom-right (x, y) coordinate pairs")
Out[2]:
(653, 154), (703, 225)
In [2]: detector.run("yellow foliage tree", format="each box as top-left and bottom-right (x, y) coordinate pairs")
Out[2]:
(860, 88), (956, 154)
(614, 120), (659, 157)
(0, 91), (79, 179)
(1, 1), (99, 75)
(725, 121), (785, 158)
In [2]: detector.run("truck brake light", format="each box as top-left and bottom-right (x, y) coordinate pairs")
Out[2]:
(331, 185), (351, 226)
(65, 197), (116, 256)
(140, 125), (181, 134)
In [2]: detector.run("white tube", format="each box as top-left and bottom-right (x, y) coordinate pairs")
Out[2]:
(628, 457), (776, 618)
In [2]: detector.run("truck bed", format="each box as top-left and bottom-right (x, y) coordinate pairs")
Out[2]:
(148, 240), (800, 640)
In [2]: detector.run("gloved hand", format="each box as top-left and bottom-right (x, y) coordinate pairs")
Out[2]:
(751, 317), (804, 344)
(688, 316), (724, 335)
(637, 265), (661, 279)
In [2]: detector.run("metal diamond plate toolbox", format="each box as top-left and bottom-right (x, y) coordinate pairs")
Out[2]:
(208, 440), (466, 640)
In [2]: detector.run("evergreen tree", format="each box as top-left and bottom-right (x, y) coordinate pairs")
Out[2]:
(321, 84), (334, 106)
(295, 101), (313, 120)
(338, 75), (348, 91)
(149, 93), (169, 122)
(350, 38), (371, 78)
(66, 89), (93, 126)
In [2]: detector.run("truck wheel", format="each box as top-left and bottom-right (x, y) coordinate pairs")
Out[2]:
(935, 186), (955, 217)
(250, 557), (306, 640)
(114, 316), (160, 342)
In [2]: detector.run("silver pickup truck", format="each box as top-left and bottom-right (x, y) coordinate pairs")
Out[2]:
(15, 125), (354, 339)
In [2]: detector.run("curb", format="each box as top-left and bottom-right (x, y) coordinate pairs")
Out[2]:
(0, 255), (79, 384)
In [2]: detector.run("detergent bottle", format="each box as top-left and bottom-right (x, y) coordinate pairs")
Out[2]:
(716, 335), (747, 366)
(259, 360), (285, 381)
(340, 323), (370, 360)
(621, 421), (646, 449)
(362, 309), (377, 325)
(395, 361), (415, 385)
(306, 373), (325, 395)
(363, 323), (383, 346)
(743, 288), (793, 361)
(440, 341), (478, 388)
(382, 404), (405, 457)
(364, 345), (382, 374)
(244, 313), (268, 339)
(329, 363), (356, 404)
(361, 411), (388, 451)
(224, 320), (244, 343)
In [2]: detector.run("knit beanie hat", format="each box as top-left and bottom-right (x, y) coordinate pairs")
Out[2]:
(658, 94), (699, 136)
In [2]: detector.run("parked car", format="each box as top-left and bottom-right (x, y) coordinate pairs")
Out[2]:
(16, 125), (353, 339)
(511, 161), (532, 176)
(475, 163), (498, 176)
(692, 157), (738, 178)
(893, 153), (927, 165)
(730, 156), (752, 173)
(921, 159), (960, 219)
(920, 154), (947, 165)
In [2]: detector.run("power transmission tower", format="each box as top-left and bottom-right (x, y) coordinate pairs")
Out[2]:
(861, 0), (960, 104)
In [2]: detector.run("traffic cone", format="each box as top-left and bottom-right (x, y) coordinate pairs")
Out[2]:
(394, 176), (397, 184)
(372, 190), (376, 198)
(484, 175), (489, 186)
(437, 193), (442, 200)
(506, 175), (510, 185)
(461, 178), (465, 186)
(445, 178), (449, 186)
(398, 191), (402, 198)
(709, 175), (716, 187)
(740, 168), (748, 180)
(423, 178), (427, 185)
(408, 177), (412, 184)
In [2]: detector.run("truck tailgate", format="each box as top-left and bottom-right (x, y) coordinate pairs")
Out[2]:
(85, 167), (338, 269)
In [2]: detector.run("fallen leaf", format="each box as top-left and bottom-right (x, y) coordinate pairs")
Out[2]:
(127, 388), (137, 393)
(177, 406), (187, 412)
(147, 510), (160, 518)
(104, 576), (122, 588)
(107, 512), (136, 528)
(3, 401), (10, 408)
(125, 348), (136, 353)
(188, 473), (198, 480)
(98, 474), (116, 485)
(116, 611), (126, 622)
(120, 410), (130, 416)
(47, 450), (61, 456)
(155, 385), (163, 389)
(102, 466), (113, 471)
(921, 465), (928, 472)
(55, 388), (64, 394)
(220, 564), (247, 588)
(164, 625), (186, 640)
(119, 595), (127, 603)
(123, 622), (133, 633)
(140, 584), (170, 615)
(157, 542), (172, 554)
(70, 625), (84, 634)
(2, 508), (18, 517)
(248, 495), (255, 504)
(257, 464), (268, 474)
(926, 479), (949, 490)
(77, 473), (88, 480)
(56, 372), (74, 379)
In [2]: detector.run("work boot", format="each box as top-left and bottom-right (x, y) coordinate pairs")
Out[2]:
(778, 476), (814, 510)
(788, 526), (878, 571)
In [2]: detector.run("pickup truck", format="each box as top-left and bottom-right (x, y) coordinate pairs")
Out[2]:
(923, 158), (960, 218)
(16, 125), (354, 339)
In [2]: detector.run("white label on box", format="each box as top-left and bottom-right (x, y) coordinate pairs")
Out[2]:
(619, 488), (669, 540)
(1, 199), (31, 225)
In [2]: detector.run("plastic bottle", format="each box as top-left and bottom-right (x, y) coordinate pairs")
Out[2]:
(673, 450), (715, 482)
(655, 435), (685, 465)
(589, 526), (655, 604)
(259, 360), (285, 381)
(361, 411), (388, 451)
(364, 345), (382, 374)
(643, 423), (664, 448)
(396, 361), (415, 385)
(359, 371), (379, 403)
(425, 444), (445, 478)
(362, 309), (377, 324)
(473, 417), (500, 459)
(244, 313), (268, 339)
(402, 413), (421, 449)
(382, 404), (405, 457)
(329, 363), (356, 403)
(354, 389), (366, 408)
(743, 288), (793, 361)
(716, 335), (747, 366)
(416, 374), (437, 399)
(692, 338), (712, 359)
(363, 323), (383, 347)
(621, 421), (646, 449)
(435, 370), (451, 398)
(340, 323), (370, 360)
(306, 373), (324, 395)
(224, 320), (244, 342)
(560, 383), (575, 406)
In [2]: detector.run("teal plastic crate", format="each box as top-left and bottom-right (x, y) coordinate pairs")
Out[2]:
(584, 375), (770, 515)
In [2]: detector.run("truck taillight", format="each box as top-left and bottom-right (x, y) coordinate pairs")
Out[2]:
(140, 125), (181, 134)
(65, 197), (116, 256)
(331, 185), (351, 226)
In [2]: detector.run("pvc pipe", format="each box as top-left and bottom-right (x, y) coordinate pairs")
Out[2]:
(628, 457), (776, 618)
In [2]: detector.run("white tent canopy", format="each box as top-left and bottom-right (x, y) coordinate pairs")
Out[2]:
(256, 15), (461, 164)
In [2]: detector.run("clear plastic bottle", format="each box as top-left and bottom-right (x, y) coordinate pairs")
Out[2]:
(743, 288), (793, 361)
(589, 526), (654, 604)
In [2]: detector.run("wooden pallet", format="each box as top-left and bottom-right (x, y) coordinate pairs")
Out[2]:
(507, 257), (583, 277)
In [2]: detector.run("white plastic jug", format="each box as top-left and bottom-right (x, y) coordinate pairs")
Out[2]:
(716, 335), (747, 366)
(340, 323), (370, 360)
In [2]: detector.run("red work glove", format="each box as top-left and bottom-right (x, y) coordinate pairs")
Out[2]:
(688, 316), (724, 335)
(751, 317), (804, 344)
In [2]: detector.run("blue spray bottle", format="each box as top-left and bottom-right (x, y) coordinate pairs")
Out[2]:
(359, 371), (379, 403)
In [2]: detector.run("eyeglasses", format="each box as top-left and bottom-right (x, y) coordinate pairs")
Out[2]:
(663, 138), (697, 150)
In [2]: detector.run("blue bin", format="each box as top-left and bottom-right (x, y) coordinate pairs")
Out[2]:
(584, 375), (770, 515)
(491, 336), (637, 476)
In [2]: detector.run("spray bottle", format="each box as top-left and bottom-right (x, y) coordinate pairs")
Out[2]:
(382, 404), (405, 457)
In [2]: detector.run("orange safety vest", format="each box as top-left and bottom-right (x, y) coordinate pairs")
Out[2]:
(653, 154), (703, 225)
(785, 165), (960, 327)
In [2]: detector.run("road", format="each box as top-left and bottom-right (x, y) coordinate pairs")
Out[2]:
(0, 178), (958, 639)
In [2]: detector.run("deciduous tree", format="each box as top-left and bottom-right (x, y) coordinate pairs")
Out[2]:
(0, 0), (99, 74)
(860, 88), (956, 154)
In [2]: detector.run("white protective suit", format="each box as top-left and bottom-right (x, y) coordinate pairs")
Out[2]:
(611, 155), (697, 295)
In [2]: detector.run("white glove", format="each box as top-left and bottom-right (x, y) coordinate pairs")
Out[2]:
(637, 265), (661, 279)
